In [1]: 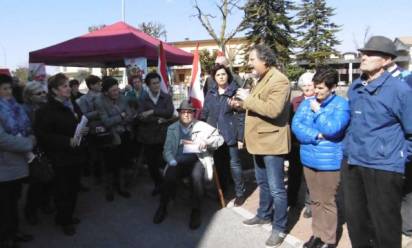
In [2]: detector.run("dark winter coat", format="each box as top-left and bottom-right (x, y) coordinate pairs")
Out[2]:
(34, 97), (85, 167)
(137, 91), (174, 145)
(201, 82), (245, 146)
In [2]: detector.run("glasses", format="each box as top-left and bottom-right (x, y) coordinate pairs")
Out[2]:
(33, 91), (47, 96)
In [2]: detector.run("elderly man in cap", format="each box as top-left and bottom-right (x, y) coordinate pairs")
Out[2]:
(153, 100), (223, 230)
(342, 35), (412, 248)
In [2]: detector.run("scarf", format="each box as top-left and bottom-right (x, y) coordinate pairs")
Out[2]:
(148, 90), (160, 105)
(0, 98), (31, 136)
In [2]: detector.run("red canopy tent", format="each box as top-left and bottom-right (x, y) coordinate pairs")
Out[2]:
(29, 21), (193, 67)
(0, 68), (11, 76)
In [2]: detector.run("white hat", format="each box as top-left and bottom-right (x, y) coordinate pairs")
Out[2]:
(297, 72), (315, 88)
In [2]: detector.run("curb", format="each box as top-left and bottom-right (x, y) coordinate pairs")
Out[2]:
(229, 204), (304, 248)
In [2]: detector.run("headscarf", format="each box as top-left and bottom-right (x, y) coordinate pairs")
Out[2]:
(0, 98), (32, 136)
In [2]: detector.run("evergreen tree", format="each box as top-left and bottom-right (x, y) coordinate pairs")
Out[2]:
(296, 0), (341, 67)
(242, 0), (296, 67)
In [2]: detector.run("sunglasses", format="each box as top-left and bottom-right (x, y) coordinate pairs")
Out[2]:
(33, 91), (47, 96)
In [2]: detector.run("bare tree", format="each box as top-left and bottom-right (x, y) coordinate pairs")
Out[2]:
(88, 24), (107, 32)
(138, 22), (168, 41)
(353, 25), (372, 50)
(193, 0), (244, 54)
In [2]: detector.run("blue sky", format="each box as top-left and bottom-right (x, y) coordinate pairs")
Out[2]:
(1, 0), (412, 71)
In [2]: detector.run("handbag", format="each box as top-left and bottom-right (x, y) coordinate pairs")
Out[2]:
(29, 149), (54, 183)
(89, 120), (114, 147)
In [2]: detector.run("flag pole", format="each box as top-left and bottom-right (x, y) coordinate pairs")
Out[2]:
(122, 0), (125, 22)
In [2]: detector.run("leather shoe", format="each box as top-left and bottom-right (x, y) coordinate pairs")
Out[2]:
(71, 217), (81, 225)
(151, 186), (161, 196)
(41, 204), (55, 215)
(13, 232), (34, 242)
(79, 184), (90, 192)
(106, 191), (114, 202)
(0, 240), (19, 248)
(303, 207), (312, 218)
(303, 236), (322, 248)
(153, 205), (167, 224)
(62, 225), (76, 236)
(118, 190), (131, 198)
(24, 211), (39, 226)
(234, 196), (246, 207)
(189, 208), (201, 230)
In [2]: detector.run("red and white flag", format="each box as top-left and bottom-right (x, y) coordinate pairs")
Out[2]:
(189, 43), (204, 112)
(157, 41), (169, 94)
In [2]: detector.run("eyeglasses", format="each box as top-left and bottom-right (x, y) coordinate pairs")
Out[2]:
(33, 91), (47, 96)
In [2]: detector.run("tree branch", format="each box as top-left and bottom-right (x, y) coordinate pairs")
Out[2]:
(218, 0), (228, 43)
(193, 0), (219, 43)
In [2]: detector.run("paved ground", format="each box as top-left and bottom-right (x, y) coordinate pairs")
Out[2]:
(18, 166), (351, 248)
(18, 174), (275, 248)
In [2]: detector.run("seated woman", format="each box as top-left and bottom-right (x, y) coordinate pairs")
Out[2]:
(0, 74), (35, 247)
(292, 68), (350, 248)
(34, 73), (88, 236)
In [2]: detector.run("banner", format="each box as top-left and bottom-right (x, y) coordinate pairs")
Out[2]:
(157, 41), (170, 94)
(28, 63), (46, 82)
(124, 57), (147, 80)
(189, 43), (204, 113)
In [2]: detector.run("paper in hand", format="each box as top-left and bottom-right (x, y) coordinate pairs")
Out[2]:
(73, 116), (88, 146)
(183, 143), (201, 154)
(235, 88), (250, 100)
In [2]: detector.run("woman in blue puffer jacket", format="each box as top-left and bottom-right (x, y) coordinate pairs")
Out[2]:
(292, 68), (350, 248)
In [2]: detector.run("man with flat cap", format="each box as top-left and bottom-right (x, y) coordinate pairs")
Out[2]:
(152, 100), (223, 230)
(342, 35), (412, 248)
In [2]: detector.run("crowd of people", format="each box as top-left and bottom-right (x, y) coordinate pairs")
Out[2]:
(0, 36), (412, 248)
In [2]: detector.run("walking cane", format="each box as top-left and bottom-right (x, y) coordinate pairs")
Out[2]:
(213, 165), (226, 208)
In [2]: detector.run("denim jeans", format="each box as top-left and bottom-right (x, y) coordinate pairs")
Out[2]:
(254, 155), (287, 232)
(228, 145), (245, 197)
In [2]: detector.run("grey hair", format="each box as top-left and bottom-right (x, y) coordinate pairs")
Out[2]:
(297, 72), (315, 89)
(23, 81), (46, 104)
(251, 44), (277, 67)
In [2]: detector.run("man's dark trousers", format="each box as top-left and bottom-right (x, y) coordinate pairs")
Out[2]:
(341, 160), (403, 248)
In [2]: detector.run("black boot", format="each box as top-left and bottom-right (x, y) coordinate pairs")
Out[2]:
(303, 236), (322, 248)
(105, 188), (114, 202)
(105, 174), (115, 202)
(117, 169), (131, 198)
(62, 225), (76, 236)
(13, 232), (34, 243)
(153, 204), (167, 224)
(24, 209), (39, 226)
(189, 208), (202, 230)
